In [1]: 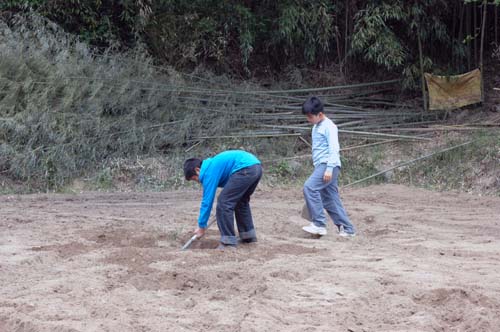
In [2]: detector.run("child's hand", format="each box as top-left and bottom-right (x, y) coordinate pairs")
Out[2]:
(193, 227), (206, 238)
(323, 170), (332, 182)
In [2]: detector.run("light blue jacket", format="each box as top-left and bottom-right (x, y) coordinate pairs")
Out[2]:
(311, 117), (341, 172)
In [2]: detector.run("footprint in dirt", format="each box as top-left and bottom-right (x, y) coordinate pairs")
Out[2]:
(363, 215), (376, 223)
(176, 228), (223, 250)
(187, 238), (220, 250)
(411, 287), (497, 330)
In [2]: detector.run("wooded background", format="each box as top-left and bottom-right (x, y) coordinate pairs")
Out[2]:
(2, 0), (500, 86)
(1, 1), (499, 191)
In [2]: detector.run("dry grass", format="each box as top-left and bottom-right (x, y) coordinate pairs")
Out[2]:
(0, 14), (250, 189)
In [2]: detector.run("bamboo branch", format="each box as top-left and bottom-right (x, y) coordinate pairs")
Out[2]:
(343, 141), (473, 188)
(339, 130), (432, 141)
(299, 136), (312, 148)
(341, 139), (399, 151)
(185, 140), (203, 152)
(194, 133), (302, 140)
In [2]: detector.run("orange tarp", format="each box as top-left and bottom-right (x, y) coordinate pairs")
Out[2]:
(424, 69), (482, 111)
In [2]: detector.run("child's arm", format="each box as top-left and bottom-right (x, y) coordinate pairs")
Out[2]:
(197, 174), (218, 228)
(324, 123), (340, 181)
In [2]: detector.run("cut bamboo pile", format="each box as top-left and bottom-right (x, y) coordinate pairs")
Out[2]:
(165, 78), (445, 144)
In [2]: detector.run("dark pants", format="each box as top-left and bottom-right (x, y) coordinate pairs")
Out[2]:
(216, 164), (262, 245)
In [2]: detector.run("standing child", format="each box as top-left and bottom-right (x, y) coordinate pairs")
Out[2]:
(184, 150), (262, 249)
(301, 96), (356, 237)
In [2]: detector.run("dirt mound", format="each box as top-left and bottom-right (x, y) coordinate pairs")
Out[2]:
(1, 185), (499, 331)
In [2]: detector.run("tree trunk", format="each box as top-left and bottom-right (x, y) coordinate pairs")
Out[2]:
(335, 26), (344, 79)
(418, 30), (428, 113)
(480, 0), (487, 103)
(458, 1), (465, 71)
(344, 0), (349, 80)
(495, 5), (498, 45)
(474, 2), (478, 66)
(466, 3), (471, 70)
(452, 0), (457, 65)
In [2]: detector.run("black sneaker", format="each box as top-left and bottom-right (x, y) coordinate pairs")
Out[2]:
(238, 237), (258, 244)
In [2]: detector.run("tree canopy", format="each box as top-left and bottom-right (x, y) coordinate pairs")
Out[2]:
(1, 0), (499, 84)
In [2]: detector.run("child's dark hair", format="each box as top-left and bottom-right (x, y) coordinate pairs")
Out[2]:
(302, 96), (324, 115)
(183, 158), (202, 180)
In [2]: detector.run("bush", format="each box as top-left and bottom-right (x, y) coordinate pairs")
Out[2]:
(0, 14), (235, 189)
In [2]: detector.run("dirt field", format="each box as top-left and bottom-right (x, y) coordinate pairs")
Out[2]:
(1, 184), (499, 332)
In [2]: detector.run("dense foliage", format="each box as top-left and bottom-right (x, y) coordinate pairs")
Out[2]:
(1, 0), (499, 79)
(1, 1), (499, 191)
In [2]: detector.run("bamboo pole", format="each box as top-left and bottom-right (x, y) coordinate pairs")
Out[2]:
(299, 136), (312, 148)
(339, 130), (432, 141)
(320, 88), (395, 100)
(260, 79), (401, 94)
(261, 154), (311, 163)
(377, 126), (496, 132)
(260, 124), (310, 131)
(193, 133), (302, 140)
(496, 5), (498, 45)
(343, 141), (473, 188)
(341, 139), (399, 151)
(185, 140), (203, 152)
(262, 139), (399, 163)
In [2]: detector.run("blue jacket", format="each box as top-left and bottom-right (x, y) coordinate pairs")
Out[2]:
(198, 150), (261, 228)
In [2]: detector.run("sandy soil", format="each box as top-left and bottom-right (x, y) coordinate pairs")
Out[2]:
(1, 184), (500, 332)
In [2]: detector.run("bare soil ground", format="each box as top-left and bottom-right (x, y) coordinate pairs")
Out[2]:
(1, 184), (500, 332)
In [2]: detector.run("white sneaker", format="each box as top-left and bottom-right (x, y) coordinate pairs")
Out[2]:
(339, 230), (356, 237)
(302, 223), (327, 236)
